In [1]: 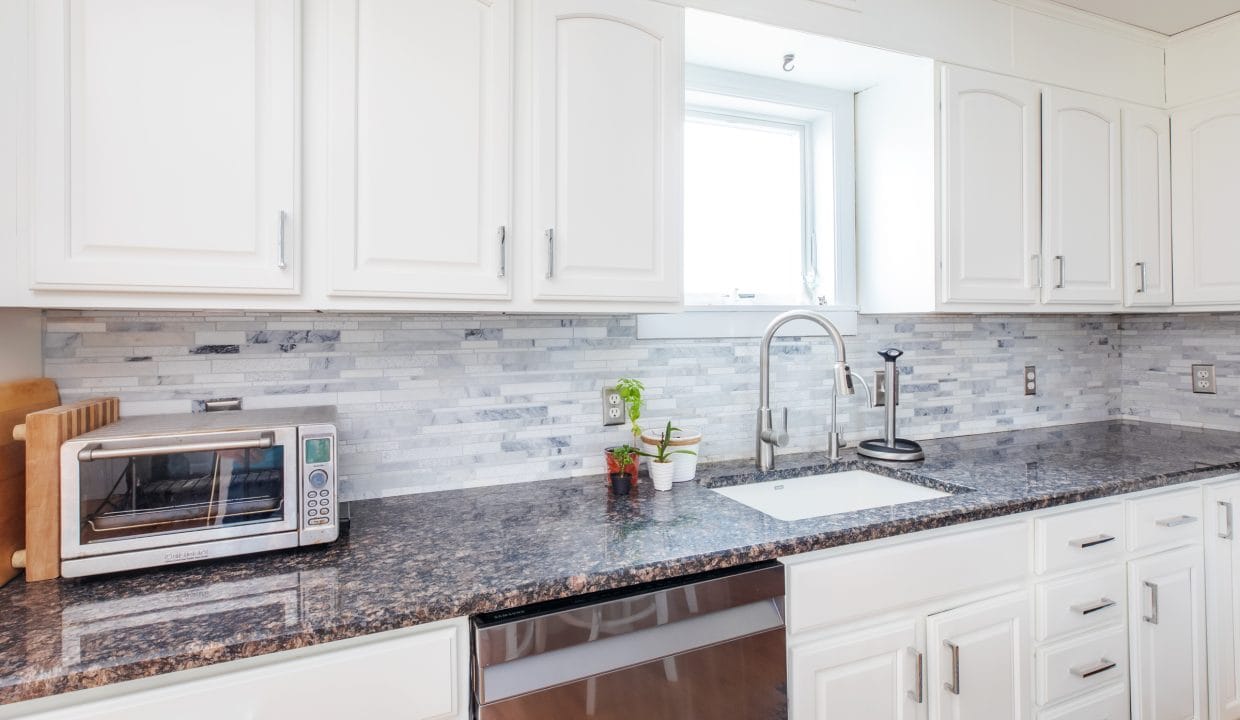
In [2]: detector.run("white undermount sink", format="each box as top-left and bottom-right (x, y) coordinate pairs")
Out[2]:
(712, 470), (950, 522)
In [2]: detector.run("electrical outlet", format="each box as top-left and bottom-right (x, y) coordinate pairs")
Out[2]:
(1192, 364), (1217, 394)
(1024, 365), (1037, 396)
(602, 386), (625, 426)
(873, 370), (886, 407)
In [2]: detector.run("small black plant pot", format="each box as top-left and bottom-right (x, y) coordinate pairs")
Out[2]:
(608, 472), (632, 496)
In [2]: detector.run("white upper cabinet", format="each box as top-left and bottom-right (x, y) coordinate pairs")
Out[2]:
(940, 66), (1041, 306)
(28, 0), (300, 294)
(1121, 105), (1173, 307)
(528, 0), (683, 303)
(1172, 96), (1240, 306)
(326, 0), (512, 300)
(1040, 88), (1122, 306)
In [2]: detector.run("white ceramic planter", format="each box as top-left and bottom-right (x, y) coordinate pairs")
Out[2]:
(641, 428), (702, 482)
(648, 460), (675, 491)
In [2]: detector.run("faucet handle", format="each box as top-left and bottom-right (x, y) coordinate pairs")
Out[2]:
(762, 407), (789, 447)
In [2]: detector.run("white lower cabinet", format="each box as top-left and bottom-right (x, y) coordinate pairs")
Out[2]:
(3, 618), (469, 720)
(1206, 479), (1240, 719)
(788, 618), (924, 720)
(926, 591), (1031, 720)
(1127, 545), (1208, 720)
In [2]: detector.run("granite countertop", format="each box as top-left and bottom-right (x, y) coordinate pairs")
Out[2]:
(4, 419), (1240, 706)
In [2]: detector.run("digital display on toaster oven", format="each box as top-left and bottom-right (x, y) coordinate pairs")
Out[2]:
(304, 438), (331, 465)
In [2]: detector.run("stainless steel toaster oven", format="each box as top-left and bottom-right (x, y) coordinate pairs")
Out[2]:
(59, 406), (338, 578)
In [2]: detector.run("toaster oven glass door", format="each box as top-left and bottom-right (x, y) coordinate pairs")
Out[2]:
(66, 428), (300, 556)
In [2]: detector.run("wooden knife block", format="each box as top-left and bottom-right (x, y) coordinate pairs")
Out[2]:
(1, 379), (119, 585)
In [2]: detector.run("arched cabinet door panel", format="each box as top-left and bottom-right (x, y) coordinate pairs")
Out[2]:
(1172, 97), (1240, 306)
(529, 0), (684, 304)
(326, 0), (513, 300)
(940, 65), (1041, 305)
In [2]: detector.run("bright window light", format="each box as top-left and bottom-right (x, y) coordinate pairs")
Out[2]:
(684, 112), (812, 305)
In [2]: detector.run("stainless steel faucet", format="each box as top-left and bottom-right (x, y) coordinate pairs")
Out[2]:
(756, 310), (855, 470)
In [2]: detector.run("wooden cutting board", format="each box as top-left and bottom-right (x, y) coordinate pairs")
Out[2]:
(0, 379), (60, 586)
(21, 396), (121, 582)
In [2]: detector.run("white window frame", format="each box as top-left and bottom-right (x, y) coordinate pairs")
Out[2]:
(640, 64), (857, 339)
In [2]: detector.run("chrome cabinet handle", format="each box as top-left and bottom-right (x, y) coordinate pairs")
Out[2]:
(1054, 255), (1065, 289)
(1156, 514), (1198, 528)
(1144, 581), (1160, 625)
(1071, 597), (1116, 616)
(497, 226), (507, 278)
(1221, 500), (1235, 540)
(943, 640), (960, 695)
(78, 433), (274, 462)
(907, 648), (924, 703)
(1069, 534), (1116, 549)
(1070, 658), (1117, 679)
(545, 228), (555, 279)
(1136, 261), (1147, 293)
(277, 211), (288, 269)
(1032, 254), (1042, 289)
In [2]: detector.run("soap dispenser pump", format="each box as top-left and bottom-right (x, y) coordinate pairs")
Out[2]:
(858, 348), (925, 461)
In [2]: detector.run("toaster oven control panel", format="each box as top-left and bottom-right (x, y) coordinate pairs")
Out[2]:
(299, 425), (338, 545)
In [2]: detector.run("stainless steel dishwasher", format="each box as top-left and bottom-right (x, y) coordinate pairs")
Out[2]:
(472, 562), (786, 719)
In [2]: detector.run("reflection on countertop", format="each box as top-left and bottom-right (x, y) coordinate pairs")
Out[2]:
(3, 419), (1240, 706)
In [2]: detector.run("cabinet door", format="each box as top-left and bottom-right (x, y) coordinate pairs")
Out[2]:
(29, 0), (299, 294)
(1172, 97), (1240, 305)
(1128, 546), (1207, 720)
(940, 65), (1041, 305)
(1121, 105), (1173, 307)
(1206, 480), (1240, 720)
(788, 618), (926, 720)
(926, 590), (1031, 720)
(17, 620), (469, 720)
(326, 0), (511, 299)
(1041, 88), (1122, 305)
(529, 0), (683, 303)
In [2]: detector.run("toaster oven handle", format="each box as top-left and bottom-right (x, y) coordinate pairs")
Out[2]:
(77, 433), (275, 462)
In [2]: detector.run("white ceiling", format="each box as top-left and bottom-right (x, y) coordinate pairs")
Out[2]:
(1049, 0), (1240, 35)
(685, 10), (926, 92)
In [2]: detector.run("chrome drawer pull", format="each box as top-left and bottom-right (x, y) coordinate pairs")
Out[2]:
(906, 648), (924, 704)
(1071, 597), (1117, 616)
(1070, 658), (1117, 679)
(1221, 501), (1235, 540)
(1069, 534), (1116, 549)
(1144, 581), (1160, 625)
(1156, 514), (1198, 528)
(943, 640), (960, 695)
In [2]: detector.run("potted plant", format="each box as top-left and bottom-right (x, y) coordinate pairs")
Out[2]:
(606, 444), (637, 496)
(603, 378), (645, 483)
(638, 421), (697, 491)
(641, 423), (703, 483)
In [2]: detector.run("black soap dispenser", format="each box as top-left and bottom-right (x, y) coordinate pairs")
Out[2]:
(858, 348), (925, 461)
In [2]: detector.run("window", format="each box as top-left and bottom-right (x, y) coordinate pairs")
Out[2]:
(684, 112), (810, 305)
(680, 66), (855, 310)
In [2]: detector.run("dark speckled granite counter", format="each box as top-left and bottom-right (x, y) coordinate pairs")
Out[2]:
(3, 420), (1240, 706)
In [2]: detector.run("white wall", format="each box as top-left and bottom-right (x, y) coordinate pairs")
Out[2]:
(676, 0), (1166, 106)
(0, 309), (42, 382)
(1166, 13), (1240, 107)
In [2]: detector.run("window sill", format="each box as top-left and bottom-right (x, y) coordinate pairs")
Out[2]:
(636, 306), (859, 339)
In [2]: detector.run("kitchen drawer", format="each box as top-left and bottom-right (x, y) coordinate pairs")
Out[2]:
(1035, 503), (1125, 575)
(786, 522), (1028, 635)
(1035, 565), (1125, 642)
(1037, 682), (1128, 720)
(1036, 626), (1128, 706)
(1126, 487), (1203, 553)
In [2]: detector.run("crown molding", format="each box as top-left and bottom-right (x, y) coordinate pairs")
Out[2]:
(995, 0), (1170, 45)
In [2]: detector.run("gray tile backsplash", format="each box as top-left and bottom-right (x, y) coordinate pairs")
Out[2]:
(42, 310), (1123, 500)
(1120, 313), (1240, 430)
